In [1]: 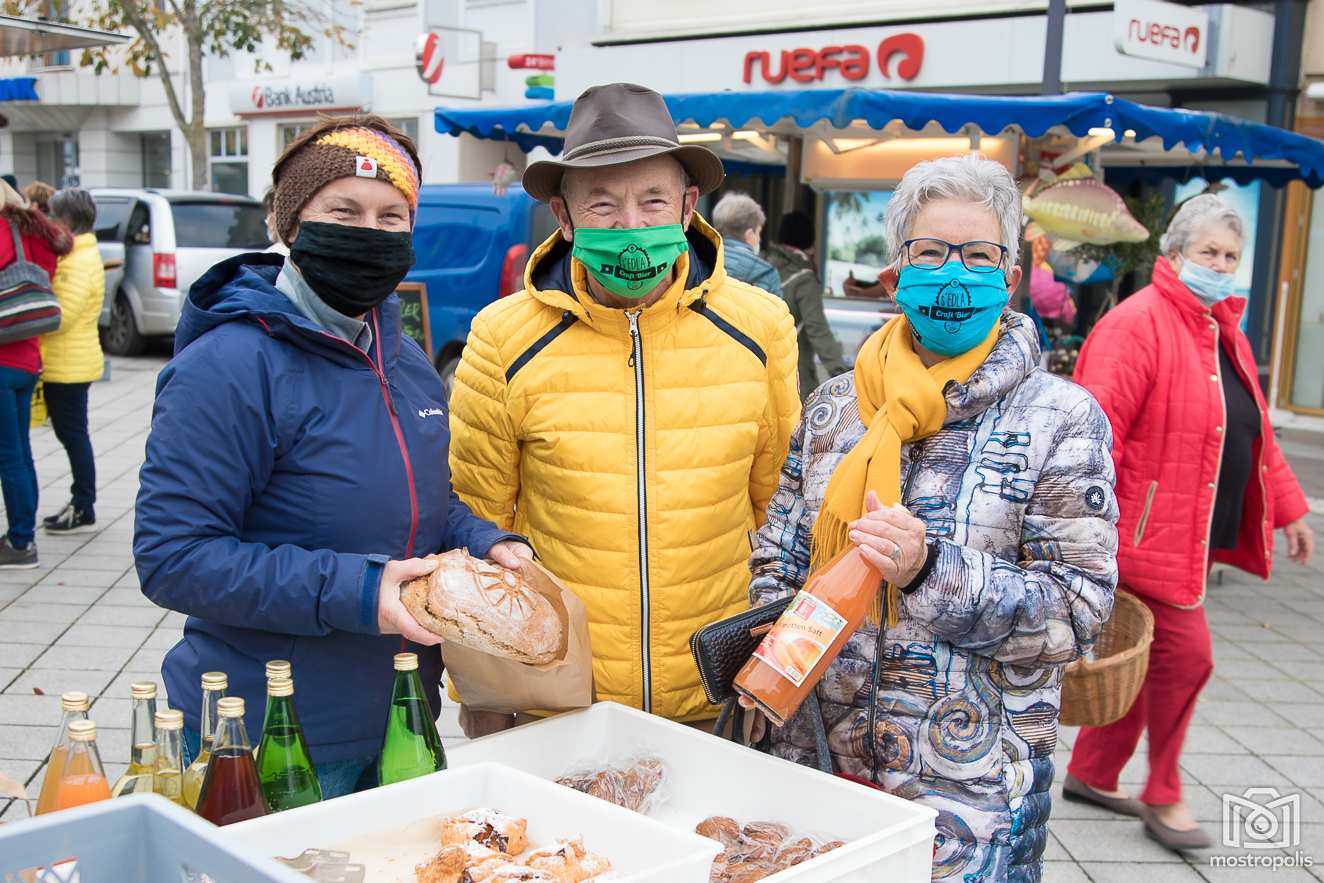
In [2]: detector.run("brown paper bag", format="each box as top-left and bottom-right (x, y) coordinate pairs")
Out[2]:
(442, 558), (594, 714)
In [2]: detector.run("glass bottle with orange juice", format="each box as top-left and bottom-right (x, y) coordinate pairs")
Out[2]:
(48, 720), (112, 811)
(733, 548), (881, 726)
(34, 691), (90, 815)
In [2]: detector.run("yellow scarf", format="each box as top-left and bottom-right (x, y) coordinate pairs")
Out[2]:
(810, 314), (999, 625)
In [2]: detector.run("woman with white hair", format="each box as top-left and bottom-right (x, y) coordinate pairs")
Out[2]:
(1066, 194), (1313, 851)
(747, 153), (1119, 881)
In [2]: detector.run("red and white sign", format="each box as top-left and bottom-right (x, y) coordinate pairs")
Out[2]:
(416, 32), (445, 85)
(1113, 0), (1208, 70)
(742, 33), (923, 85)
(508, 53), (555, 71)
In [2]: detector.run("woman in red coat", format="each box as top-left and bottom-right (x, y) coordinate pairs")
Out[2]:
(1065, 194), (1314, 851)
(0, 182), (72, 568)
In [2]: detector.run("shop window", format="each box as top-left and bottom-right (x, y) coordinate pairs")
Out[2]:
(36, 133), (79, 188)
(387, 117), (421, 144)
(279, 123), (315, 152)
(209, 126), (249, 196)
(141, 132), (171, 189)
(1289, 193), (1324, 411)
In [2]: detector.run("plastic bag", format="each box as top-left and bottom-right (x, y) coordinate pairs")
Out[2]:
(554, 755), (667, 815)
(695, 816), (844, 882)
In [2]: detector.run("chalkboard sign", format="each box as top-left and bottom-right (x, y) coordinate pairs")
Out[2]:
(395, 282), (433, 359)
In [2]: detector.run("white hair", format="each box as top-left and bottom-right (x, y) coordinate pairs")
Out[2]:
(712, 191), (767, 240)
(1160, 193), (1245, 257)
(884, 153), (1023, 268)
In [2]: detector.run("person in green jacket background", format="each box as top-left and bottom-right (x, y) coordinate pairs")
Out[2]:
(40, 188), (105, 534)
(766, 210), (848, 400)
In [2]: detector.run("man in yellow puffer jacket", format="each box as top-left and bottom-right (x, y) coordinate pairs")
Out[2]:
(449, 84), (799, 728)
(40, 188), (105, 534)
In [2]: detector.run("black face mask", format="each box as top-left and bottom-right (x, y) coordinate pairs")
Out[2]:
(289, 221), (416, 317)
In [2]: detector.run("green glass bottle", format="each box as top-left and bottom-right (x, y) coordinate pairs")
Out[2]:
(256, 675), (321, 811)
(377, 652), (446, 786)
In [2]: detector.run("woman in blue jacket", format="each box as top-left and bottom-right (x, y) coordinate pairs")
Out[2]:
(134, 116), (530, 797)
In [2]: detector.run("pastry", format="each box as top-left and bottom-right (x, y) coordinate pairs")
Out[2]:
(521, 838), (611, 883)
(402, 550), (562, 664)
(416, 845), (466, 883)
(774, 837), (815, 869)
(556, 757), (665, 812)
(813, 839), (845, 856)
(695, 816), (742, 848)
(480, 866), (557, 882)
(723, 857), (776, 883)
(439, 808), (529, 856)
(740, 821), (790, 850)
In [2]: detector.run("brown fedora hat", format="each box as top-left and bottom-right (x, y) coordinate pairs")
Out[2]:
(522, 83), (725, 202)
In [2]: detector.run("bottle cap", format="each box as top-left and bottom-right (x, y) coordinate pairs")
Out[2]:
(393, 652), (418, 672)
(265, 660), (291, 680)
(68, 720), (97, 741)
(61, 691), (90, 712)
(201, 671), (228, 690)
(267, 676), (293, 698)
(154, 709), (184, 730)
(216, 697), (245, 718)
(130, 682), (157, 699)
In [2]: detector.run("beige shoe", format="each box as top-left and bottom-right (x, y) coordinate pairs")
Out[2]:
(1061, 773), (1144, 817)
(1140, 806), (1214, 852)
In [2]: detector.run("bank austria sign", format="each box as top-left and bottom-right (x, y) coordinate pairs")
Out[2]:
(229, 74), (371, 116)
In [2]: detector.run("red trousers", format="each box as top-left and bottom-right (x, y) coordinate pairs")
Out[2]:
(1067, 593), (1213, 806)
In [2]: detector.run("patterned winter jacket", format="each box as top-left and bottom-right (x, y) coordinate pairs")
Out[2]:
(750, 312), (1119, 883)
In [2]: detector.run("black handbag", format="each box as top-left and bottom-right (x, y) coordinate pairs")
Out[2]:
(689, 598), (835, 775)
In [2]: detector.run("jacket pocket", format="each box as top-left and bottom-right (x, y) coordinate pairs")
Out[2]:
(1133, 481), (1158, 546)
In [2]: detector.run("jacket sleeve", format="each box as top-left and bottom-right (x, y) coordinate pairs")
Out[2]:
(792, 276), (848, 374)
(449, 311), (520, 530)
(750, 306), (801, 526)
(46, 252), (103, 337)
(1074, 310), (1155, 473)
(901, 393), (1120, 667)
(1265, 432), (1310, 528)
(749, 416), (813, 607)
(133, 331), (385, 637)
(439, 485), (527, 558)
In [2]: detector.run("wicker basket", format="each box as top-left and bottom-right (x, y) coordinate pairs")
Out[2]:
(1060, 591), (1154, 728)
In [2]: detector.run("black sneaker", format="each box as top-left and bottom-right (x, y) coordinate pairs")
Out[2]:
(43, 503), (96, 535)
(0, 536), (38, 569)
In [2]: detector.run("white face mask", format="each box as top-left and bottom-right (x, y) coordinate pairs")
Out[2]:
(1178, 259), (1236, 305)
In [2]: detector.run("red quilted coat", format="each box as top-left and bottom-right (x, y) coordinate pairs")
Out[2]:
(1075, 257), (1308, 608)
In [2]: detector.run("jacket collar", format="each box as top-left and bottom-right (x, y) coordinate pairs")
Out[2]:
(1151, 256), (1248, 332)
(524, 213), (726, 328)
(944, 310), (1042, 424)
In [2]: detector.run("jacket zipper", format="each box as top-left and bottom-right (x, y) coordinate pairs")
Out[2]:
(627, 311), (652, 713)
(1133, 481), (1159, 547)
(865, 441), (922, 781)
(1197, 316), (1227, 608)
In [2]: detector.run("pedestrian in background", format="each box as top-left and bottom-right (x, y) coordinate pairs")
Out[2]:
(40, 188), (105, 534)
(0, 181), (72, 568)
(22, 181), (54, 216)
(713, 191), (783, 296)
(1066, 194), (1314, 851)
(766, 210), (848, 399)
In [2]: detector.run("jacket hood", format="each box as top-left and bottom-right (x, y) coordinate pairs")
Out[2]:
(767, 242), (813, 272)
(945, 309), (1042, 424)
(1151, 255), (1248, 330)
(178, 251), (402, 368)
(524, 213), (724, 319)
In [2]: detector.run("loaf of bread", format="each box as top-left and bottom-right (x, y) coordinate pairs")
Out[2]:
(402, 551), (562, 665)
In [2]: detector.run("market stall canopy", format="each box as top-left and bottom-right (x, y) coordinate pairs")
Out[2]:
(0, 15), (129, 58)
(434, 88), (1324, 189)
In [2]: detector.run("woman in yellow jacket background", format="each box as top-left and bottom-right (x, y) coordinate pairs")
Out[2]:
(40, 188), (105, 534)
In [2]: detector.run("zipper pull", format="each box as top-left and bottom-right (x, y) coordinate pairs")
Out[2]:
(627, 311), (641, 367)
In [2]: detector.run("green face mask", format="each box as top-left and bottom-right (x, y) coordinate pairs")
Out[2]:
(570, 224), (690, 300)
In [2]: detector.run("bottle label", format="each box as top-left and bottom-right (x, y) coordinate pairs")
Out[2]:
(752, 591), (849, 687)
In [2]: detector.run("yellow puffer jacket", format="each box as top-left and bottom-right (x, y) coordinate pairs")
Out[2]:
(449, 217), (799, 721)
(41, 232), (105, 384)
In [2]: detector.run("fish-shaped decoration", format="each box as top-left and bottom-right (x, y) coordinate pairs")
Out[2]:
(1023, 165), (1149, 250)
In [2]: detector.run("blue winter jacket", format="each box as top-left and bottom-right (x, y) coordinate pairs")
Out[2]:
(721, 238), (784, 297)
(134, 253), (517, 765)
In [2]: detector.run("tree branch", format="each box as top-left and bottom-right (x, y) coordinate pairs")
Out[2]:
(117, 2), (189, 138)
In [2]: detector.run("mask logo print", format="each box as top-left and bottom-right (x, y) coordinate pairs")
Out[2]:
(601, 243), (669, 291)
(925, 280), (976, 333)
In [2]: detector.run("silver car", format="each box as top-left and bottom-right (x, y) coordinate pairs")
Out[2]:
(91, 189), (270, 355)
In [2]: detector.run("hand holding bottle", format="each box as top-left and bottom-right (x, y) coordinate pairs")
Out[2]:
(847, 491), (928, 587)
(378, 557), (442, 645)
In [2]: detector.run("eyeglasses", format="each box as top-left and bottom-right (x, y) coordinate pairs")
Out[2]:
(901, 238), (1009, 274)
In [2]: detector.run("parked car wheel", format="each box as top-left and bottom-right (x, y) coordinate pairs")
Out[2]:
(436, 347), (462, 401)
(102, 293), (147, 357)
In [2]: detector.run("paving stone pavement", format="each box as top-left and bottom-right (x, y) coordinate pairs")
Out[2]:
(1, 354), (1322, 883)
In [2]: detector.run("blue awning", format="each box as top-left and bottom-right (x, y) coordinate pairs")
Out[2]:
(0, 77), (38, 101)
(435, 88), (1324, 188)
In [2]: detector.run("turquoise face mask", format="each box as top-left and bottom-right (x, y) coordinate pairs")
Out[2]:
(1179, 261), (1237, 305)
(571, 224), (690, 300)
(894, 261), (1010, 356)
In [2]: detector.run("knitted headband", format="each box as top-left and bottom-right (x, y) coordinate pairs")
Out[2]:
(272, 124), (421, 244)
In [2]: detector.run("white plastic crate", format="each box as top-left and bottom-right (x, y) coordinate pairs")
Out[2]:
(447, 702), (937, 882)
(0, 794), (307, 883)
(222, 760), (721, 882)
